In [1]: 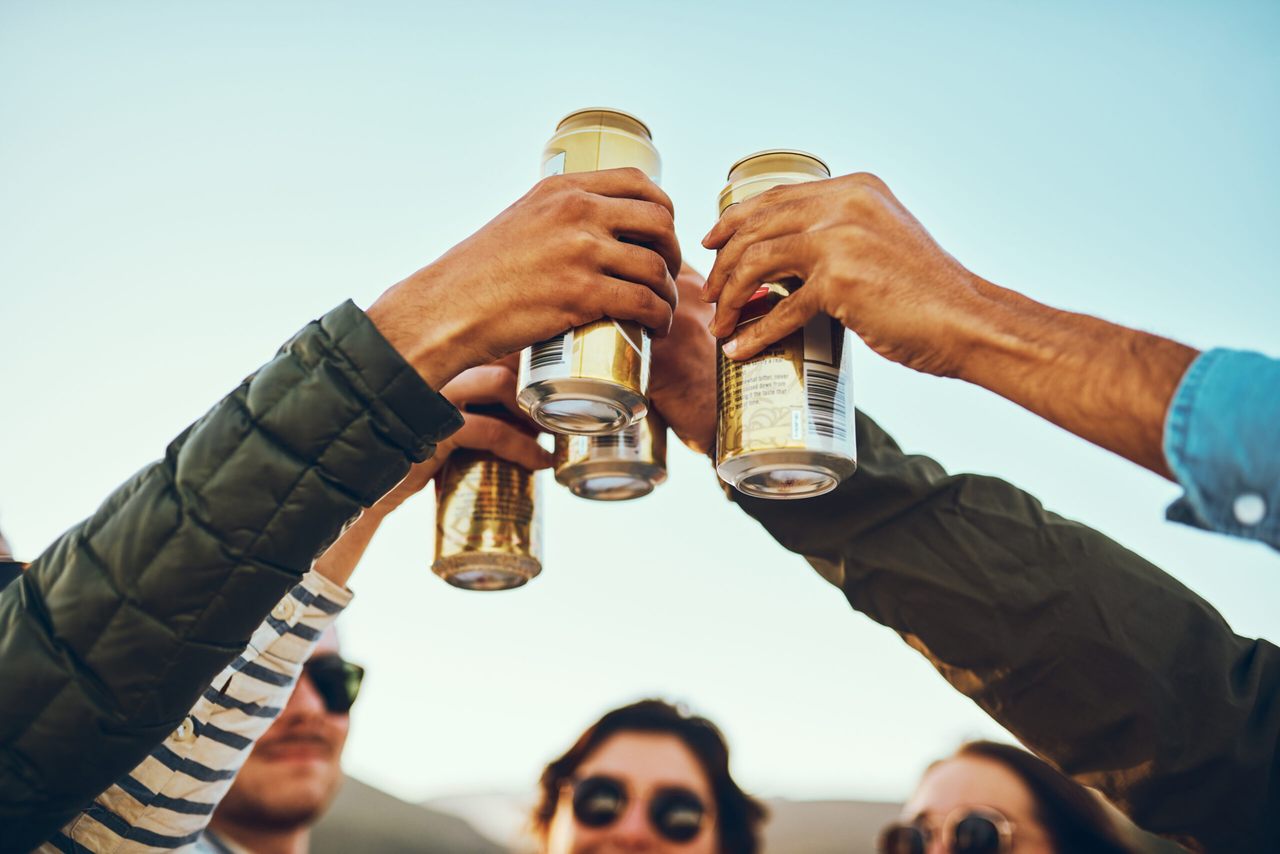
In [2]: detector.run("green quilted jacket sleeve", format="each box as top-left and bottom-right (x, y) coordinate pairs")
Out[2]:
(0, 301), (463, 853)
(731, 412), (1280, 854)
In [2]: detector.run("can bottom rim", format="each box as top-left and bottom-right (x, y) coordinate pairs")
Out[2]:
(432, 553), (542, 591)
(521, 379), (648, 436)
(718, 450), (856, 501)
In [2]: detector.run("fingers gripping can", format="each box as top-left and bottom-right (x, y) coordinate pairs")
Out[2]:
(553, 411), (668, 501)
(432, 450), (542, 590)
(518, 108), (660, 436)
(715, 150), (857, 500)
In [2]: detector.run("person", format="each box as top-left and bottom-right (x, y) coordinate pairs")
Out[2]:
(532, 699), (766, 854)
(878, 741), (1138, 854)
(0, 166), (680, 852)
(647, 265), (1280, 853)
(699, 172), (1279, 550)
(37, 363), (542, 853)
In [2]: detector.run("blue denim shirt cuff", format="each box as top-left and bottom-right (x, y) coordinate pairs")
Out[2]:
(1164, 347), (1280, 550)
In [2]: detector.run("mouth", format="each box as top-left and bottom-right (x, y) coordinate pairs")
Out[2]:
(257, 735), (334, 763)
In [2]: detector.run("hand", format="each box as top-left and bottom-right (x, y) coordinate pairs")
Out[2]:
(701, 172), (985, 378)
(368, 168), (682, 390)
(313, 362), (551, 586)
(703, 172), (1200, 479)
(371, 358), (551, 515)
(648, 263), (717, 455)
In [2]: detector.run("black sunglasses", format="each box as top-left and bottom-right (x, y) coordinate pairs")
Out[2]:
(878, 807), (1014, 854)
(570, 774), (708, 844)
(303, 653), (365, 714)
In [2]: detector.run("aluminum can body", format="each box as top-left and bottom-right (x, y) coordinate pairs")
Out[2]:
(432, 450), (542, 590)
(714, 150), (857, 499)
(518, 108), (660, 435)
(553, 411), (668, 501)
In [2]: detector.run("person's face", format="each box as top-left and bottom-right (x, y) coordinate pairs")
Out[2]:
(900, 756), (1053, 854)
(213, 629), (350, 831)
(545, 731), (718, 854)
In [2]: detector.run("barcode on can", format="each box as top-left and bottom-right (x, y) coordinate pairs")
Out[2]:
(804, 363), (849, 441)
(594, 425), (640, 450)
(530, 332), (570, 372)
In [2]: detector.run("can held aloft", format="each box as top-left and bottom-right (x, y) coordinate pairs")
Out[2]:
(553, 411), (668, 501)
(518, 108), (660, 436)
(714, 150), (857, 500)
(432, 450), (542, 590)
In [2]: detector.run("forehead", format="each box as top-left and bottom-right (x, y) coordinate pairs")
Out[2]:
(904, 755), (1037, 823)
(576, 731), (714, 801)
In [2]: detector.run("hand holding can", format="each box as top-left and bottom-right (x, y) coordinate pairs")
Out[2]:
(709, 151), (857, 500)
(518, 108), (675, 436)
(366, 164), (678, 394)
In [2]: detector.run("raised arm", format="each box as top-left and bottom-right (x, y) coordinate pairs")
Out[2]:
(731, 412), (1280, 853)
(0, 167), (677, 851)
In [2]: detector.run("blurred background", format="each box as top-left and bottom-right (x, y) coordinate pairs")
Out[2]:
(2, 1), (1276, 850)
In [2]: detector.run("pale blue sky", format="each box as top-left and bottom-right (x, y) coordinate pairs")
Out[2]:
(2, 0), (1277, 806)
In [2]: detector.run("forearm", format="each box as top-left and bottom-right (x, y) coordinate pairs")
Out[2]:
(0, 301), (462, 851)
(953, 276), (1198, 478)
(732, 411), (1280, 853)
(312, 506), (392, 588)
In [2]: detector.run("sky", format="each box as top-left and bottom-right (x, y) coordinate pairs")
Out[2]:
(2, 0), (1278, 809)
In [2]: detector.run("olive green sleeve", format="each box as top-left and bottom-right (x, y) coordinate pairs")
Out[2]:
(731, 411), (1280, 854)
(0, 301), (463, 852)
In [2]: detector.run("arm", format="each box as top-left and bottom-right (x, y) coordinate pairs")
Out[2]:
(653, 266), (1278, 853)
(701, 172), (1199, 479)
(41, 362), (548, 852)
(0, 302), (460, 852)
(2, 167), (677, 851)
(733, 411), (1280, 854)
(46, 571), (353, 853)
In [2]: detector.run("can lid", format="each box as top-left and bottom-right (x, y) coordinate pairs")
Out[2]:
(726, 149), (830, 180)
(556, 107), (653, 139)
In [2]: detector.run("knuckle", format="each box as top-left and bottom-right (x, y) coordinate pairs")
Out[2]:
(644, 251), (668, 284)
(617, 166), (648, 184)
(851, 171), (888, 192)
(739, 240), (771, 271)
(758, 185), (789, 206)
(564, 228), (597, 260)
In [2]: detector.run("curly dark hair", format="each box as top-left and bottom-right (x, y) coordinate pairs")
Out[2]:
(532, 699), (766, 853)
(947, 742), (1139, 854)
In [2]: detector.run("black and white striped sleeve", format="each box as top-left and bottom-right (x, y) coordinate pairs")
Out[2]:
(42, 570), (352, 852)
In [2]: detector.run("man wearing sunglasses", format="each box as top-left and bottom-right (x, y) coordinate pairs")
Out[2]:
(38, 363), (548, 853)
(202, 633), (363, 854)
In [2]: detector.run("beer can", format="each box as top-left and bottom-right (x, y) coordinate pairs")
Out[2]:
(553, 411), (668, 501)
(714, 150), (857, 500)
(432, 450), (542, 590)
(518, 108), (660, 436)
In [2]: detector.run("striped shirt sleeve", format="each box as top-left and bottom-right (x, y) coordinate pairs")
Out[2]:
(42, 571), (353, 853)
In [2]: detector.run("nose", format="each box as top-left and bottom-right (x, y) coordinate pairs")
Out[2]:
(608, 801), (658, 850)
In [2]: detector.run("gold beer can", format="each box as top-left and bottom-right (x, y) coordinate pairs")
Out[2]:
(518, 108), (660, 436)
(714, 150), (857, 500)
(432, 450), (542, 590)
(553, 412), (668, 501)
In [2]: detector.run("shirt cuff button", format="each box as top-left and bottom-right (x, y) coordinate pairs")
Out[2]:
(1233, 493), (1267, 526)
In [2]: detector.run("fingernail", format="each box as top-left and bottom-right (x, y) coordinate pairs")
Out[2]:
(722, 339), (738, 357)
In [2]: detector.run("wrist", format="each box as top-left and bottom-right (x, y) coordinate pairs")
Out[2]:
(948, 276), (1060, 388)
(366, 269), (482, 391)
